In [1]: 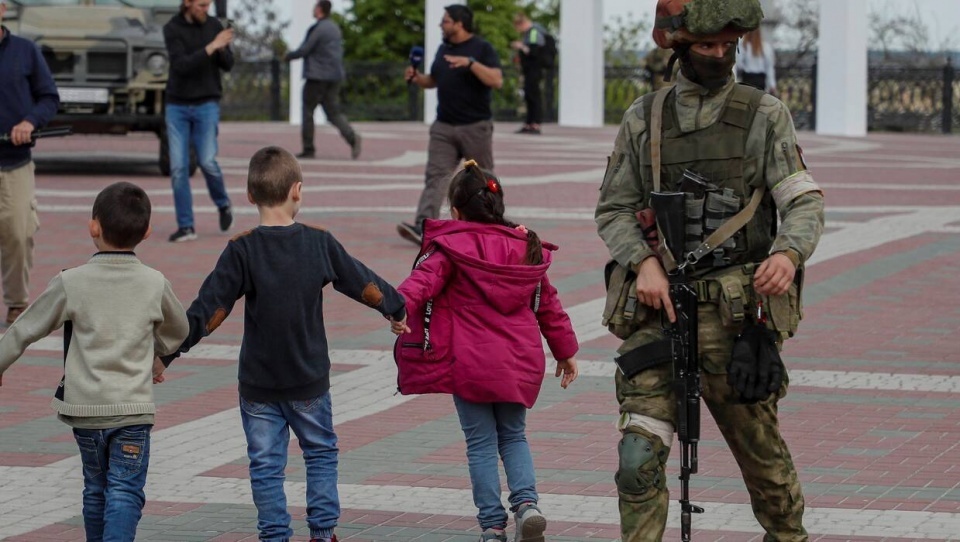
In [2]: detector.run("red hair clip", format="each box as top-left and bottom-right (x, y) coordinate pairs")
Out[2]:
(486, 179), (499, 194)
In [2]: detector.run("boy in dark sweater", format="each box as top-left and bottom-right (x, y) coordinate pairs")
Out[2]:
(158, 146), (406, 542)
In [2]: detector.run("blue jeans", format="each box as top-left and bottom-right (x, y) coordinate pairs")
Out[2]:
(453, 395), (538, 530)
(73, 424), (152, 542)
(165, 101), (231, 229)
(240, 392), (339, 541)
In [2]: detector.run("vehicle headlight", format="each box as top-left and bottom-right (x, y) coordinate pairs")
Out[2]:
(145, 53), (168, 76)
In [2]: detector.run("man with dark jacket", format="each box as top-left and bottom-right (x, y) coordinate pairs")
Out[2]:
(163, 0), (234, 243)
(0, 0), (59, 326)
(285, 1), (360, 160)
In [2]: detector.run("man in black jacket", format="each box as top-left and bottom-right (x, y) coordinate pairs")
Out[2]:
(163, 0), (235, 243)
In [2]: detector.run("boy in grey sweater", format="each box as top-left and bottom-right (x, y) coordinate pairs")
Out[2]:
(0, 181), (189, 542)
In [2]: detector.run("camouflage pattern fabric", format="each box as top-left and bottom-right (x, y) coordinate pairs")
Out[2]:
(683, 0), (764, 35)
(597, 73), (823, 541)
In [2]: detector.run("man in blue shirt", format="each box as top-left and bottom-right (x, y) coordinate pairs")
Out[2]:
(0, 0), (60, 326)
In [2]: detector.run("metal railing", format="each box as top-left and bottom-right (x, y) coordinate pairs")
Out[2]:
(219, 58), (959, 135)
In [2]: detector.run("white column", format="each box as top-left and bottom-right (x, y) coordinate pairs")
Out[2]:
(422, 0), (446, 124)
(285, 0), (326, 126)
(558, 0), (604, 127)
(815, 0), (867, 136)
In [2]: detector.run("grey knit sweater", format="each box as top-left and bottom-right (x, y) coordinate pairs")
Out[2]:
(0, 253), (188, 421)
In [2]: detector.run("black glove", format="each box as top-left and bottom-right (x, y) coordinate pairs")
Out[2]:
(727, 323), (784, 403)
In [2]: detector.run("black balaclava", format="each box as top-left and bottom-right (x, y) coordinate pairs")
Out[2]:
(677, 43), (737, 91)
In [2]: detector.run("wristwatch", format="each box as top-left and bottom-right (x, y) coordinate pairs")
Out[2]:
(467, 56), (476, 68)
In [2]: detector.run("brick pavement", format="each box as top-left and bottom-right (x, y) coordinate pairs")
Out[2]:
(1, 122), (959, 541)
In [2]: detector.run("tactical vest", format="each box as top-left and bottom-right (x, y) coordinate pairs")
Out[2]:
(639, 84), (776, 276)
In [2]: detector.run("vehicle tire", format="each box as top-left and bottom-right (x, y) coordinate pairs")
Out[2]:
(158, 130), (198, 177)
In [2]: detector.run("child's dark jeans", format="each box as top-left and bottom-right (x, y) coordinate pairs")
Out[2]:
(73, 424), (152, 542)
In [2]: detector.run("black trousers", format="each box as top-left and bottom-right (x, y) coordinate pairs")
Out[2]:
(301, 79), (356, 153)
(522, 68), (543, 125)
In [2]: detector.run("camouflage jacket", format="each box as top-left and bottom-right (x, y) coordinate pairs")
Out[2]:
(596, 73), (824, 271)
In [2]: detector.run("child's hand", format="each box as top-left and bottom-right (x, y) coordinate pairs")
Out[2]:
(390, 316), (411, 336)
(152, 356), (166, 384)
(555, 358), (579, 389)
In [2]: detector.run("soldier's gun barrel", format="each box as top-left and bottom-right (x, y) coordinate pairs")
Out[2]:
(0, 125), (73, 144)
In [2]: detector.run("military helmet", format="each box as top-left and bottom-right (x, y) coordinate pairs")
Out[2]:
(653, 0), (764, 49)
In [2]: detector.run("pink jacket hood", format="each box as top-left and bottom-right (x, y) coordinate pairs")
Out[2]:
(422, 219), (558, 314)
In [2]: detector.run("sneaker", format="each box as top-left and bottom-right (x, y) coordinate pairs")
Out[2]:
(309, 535), (338, 542)
(4, 306), (26, 326)
(168, 227), (197, 243)
(518, 125), (541, 135)
(296, 150), (316, 159)
(396, 222), (422, 245)
(478, 528), (507, 542)
(218, 206), (233, 232)
(350, 134), (362, 160)
(514, 502), (546, 542)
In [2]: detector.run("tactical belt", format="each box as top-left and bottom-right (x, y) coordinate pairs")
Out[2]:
(691, 262), (757, 302)
(614, 339), (673, 379)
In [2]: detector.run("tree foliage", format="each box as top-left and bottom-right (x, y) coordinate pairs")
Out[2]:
(339, 0), (556, 63)
(229, 0), (289, 60)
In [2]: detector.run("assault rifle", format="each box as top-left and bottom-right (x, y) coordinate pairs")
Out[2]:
(0, 125), (73, 144)
(651, 190), (704, 542)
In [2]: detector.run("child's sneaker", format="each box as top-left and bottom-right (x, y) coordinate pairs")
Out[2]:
(514, 502), (546, 542)
(309, 535), (338, 542)
(478, 528), (507, 541)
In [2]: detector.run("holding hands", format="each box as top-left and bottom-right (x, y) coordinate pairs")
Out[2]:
(390, 315), (411, 335)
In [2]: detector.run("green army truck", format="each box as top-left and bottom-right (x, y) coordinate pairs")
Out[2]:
(3, 0), (195, 175)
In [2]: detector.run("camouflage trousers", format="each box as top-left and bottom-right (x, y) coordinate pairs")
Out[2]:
(616, 303), (808, 542)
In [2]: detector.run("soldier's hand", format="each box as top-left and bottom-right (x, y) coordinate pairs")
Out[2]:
(754, 253), (795, 296)
(635, 256), (675, 323)
(11, 120), (35, 146)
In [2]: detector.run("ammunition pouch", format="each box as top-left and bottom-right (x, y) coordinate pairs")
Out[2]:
(692, 263), (804, 339)
(602, 260), (652, 340)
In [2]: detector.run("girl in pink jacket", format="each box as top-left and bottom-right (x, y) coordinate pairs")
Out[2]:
(392, 160), (579, 542)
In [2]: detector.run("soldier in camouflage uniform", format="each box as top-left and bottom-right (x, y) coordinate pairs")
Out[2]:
(595, 0), (824, 540)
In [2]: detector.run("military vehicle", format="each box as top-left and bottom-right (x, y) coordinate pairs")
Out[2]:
(3, 0), (195, 175)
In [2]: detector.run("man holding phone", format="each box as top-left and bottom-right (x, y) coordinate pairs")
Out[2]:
(162, 0), (235, 243)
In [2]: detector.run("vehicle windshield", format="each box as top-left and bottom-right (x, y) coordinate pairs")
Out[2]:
(8, 1), (181, 7)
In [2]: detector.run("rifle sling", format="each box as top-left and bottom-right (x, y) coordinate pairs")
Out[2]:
(648, 87), (766, 269)
(614, 339), (673, 379)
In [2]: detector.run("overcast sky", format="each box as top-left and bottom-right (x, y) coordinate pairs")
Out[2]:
(277, 0), (960, 52)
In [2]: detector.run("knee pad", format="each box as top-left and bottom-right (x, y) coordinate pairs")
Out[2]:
(615, 427), (668, 499)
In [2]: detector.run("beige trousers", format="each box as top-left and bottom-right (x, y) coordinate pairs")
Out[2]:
(0, 162), (38, 308)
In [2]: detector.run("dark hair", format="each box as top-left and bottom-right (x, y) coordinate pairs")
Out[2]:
(448, 160), (543, 265)
(247, 146), (302, 206)
(316, 0), (331, 16)
(444, 4), (474, 33)
(92, 182), (151, 249)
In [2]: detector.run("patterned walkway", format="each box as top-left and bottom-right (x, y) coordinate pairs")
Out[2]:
(1, 122), (959, 541)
